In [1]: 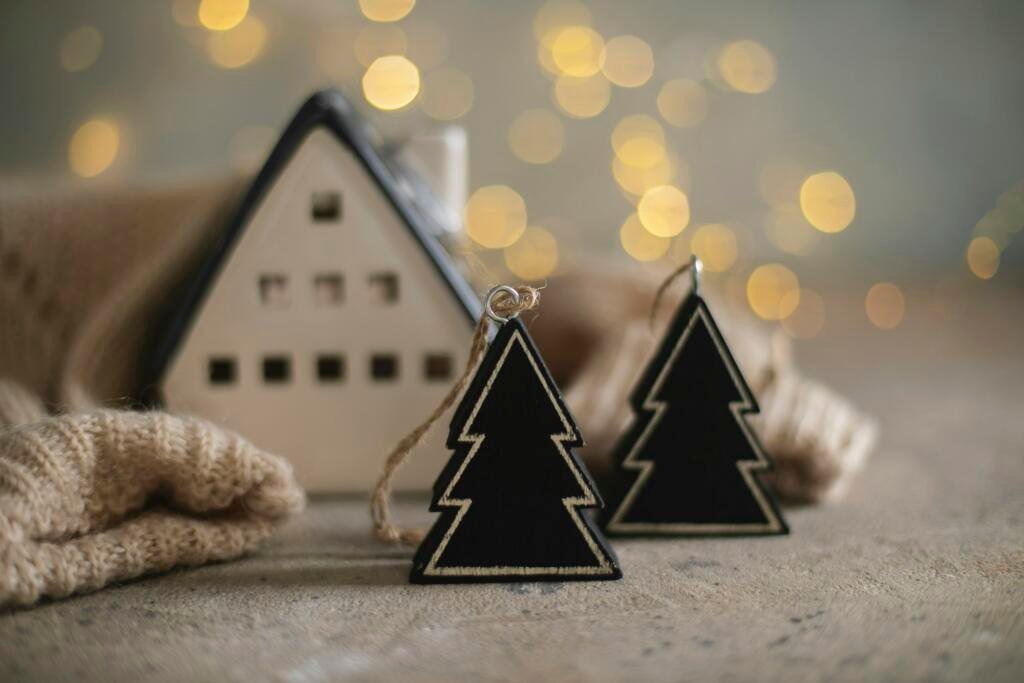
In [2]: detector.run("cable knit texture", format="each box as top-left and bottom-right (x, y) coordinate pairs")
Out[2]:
(0, 386), (304, 608)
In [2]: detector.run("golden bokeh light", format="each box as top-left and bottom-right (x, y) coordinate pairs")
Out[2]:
(973, 208), (1014, 249)
(464, 185), (528, 249)
(717, 39), (777, 94)
(612, 115), (666, 169)
(690, 223), (738, 272)
(765, 202), (817, 255)
(533, 0), (592, 46)
(197, 0), (249, 31)
(69, 118), (119, 178)
(781, 289), (826, 339)
(757, 160), (804, 205)
(800, 171), (856, 233)
(612, 154), (675, 197)
(537, 42), (563, 78)
(420, 67), (474, 121)
(620, 213), (671, 262)
(553, 74), (610, 118)
(504, 226), (560, 280)
(354, 25), (408, 67)
(746, 263), (800, 320)
(59, 26), (103, 73)
(637, 185), (690, 237)
(656, 79), (708, 128)
(966, 236), (1000, 280)
(362, 55), (420, 110)
(508, 109), (565, 165)
(551, 26), (605, 77)
(206, 15), (267, 69)
(358, 0), (416, 23)
(228, 125), (275, 172)
(600, 35), (654, 88)
(865, 283), (905, 330)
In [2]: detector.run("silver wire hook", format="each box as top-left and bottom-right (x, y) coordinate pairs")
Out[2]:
(689, 255), (703, 297)
(484, 285), (521, 324)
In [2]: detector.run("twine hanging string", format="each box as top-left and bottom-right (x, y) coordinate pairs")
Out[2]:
(370, 284), (542, 545)
(649, 255), (702, 331)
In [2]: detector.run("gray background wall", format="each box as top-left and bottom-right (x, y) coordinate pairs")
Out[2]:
(1, 0), (1021, 291)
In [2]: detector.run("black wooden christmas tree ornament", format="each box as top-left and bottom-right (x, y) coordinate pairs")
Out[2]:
(410, 286), (622, 583)
(604, 257), (788, 536)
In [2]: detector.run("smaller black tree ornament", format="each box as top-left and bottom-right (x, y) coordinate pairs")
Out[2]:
(411, 287), (621, 583)
(604, 258), (788, 536)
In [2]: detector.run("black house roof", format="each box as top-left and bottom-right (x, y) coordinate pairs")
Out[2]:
(141, 89), (481, 404)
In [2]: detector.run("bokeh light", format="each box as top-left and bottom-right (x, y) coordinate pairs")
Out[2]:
(865, 283), (905, 329)
(354, 25), (408, 67)
(362, 55), (420, 110)
(420, 67), (474, 121)
(533, 0), (592, 46)
(464, 185), (528, 249)
(781, 289), (826, 339)
(69, 118), (119, 178)
(612, 115), (666, 169)
(800, 171), (856, 233)
(553, 74), (610, 118)
(717, 39), (777, 94)
(966, 236), (1000, 279)
(198, 0), (249, 31)
(765, 202), (817, 255)
(504, 226), (559, 280)
(551, 26), (604, 77)
(689, 223), (738, 272)
(620, 213), (671, 261)
(612, 154), (675, 197)
(637, 185), (690, 237)
(206, 15), (267, 69)
(358, 0), (416, 23)
(600, 35), (654, 88)
(746, 263), (800, 320)
(656, 79), (708, 128)
(508, 109), (565, 165)
(59, 26), (103, 73)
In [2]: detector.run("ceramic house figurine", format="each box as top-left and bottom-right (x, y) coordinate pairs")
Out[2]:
(143, 90), (480, 492)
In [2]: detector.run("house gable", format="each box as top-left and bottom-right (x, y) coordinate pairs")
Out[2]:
(149, 91), (481, 491)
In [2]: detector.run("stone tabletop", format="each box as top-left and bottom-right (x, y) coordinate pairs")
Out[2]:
(1, 289), (1022, 682)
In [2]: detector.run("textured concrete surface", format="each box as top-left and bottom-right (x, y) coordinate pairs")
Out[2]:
(1, 291), (1022, 682)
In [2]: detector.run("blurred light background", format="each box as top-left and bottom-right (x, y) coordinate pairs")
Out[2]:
(2, 0), (1022, 340)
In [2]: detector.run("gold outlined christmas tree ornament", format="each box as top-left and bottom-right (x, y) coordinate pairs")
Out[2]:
(603, 258), (788, 536)
(372, 285), (621, 583)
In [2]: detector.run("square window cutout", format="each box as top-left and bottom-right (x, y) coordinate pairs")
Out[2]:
(208, 357), (236, 385)
(369, 273), (399, 304)
(311, 192), (341, 222)
(317, 354), (345, 382)
(370, 353), (399, 381)
(263, 355), (291, 384)
(424, 353), (453, 381)
(314, 273), (344, 306)
(259, 274), (289, 307)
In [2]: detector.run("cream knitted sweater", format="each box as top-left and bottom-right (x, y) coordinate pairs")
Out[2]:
(0, 176), (304, 608)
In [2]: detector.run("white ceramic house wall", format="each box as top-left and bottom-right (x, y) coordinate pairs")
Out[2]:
(160, 110), (476, 492)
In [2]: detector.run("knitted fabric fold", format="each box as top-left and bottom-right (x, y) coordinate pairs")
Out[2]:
(0, 396), (305, 608)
